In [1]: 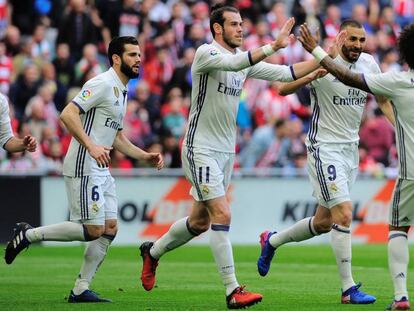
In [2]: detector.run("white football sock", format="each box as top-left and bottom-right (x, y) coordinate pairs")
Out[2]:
(150, 217), (197, 260)
(25, 222), (88, 242)
(73, 234), (115, 295)
(269, 217), (318, 248)
(331, 224), (355, 291)
(210, 224), (239, 296)
(388, 231), (409, 300)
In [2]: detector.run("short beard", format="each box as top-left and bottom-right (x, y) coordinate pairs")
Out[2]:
(120, 61), (139, 79)
(223, 30), (240, 49)
(341, 45), (361, 63)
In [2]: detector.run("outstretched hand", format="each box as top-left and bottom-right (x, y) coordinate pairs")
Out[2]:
(23, 135), (37, 152)
(272, 17), (295, 50)
(297, 23), (319, 53)
(327, 30), (347, 58)
(146, 152), (164, 170)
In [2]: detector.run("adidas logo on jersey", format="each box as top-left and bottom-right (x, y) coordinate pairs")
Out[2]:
(402, 216), (410, 222)
(114, 100), (120, 106)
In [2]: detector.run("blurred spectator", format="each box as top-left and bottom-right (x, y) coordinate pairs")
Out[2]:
(0, 40), (12, 94)
(31, 23), (51, 61)
(57, 0), (99, 62)
(74, 43), (106, 85)
(359, 108), (394, 166)
(123, 98), (152, 148)
(254, 81), (307, 127)
(238, 121), (275, 168)
(166, 47), (194, 98)
(4, 25), (21, 57)
(378, 6), (401, 46)
(134, 79), (161, 133)
(41, 62), (68, 112)
(256, 119), (292, 168)
(110, 149), (133, 170)
(9, 63), (42, 118)
(161, 90), (187, 140)
(12, 36), (43, 81)
(10, 0), (38, 35)
(143, 47), (174, 98)
(324, 4), (342, 39)
(52, 43), (75, 88)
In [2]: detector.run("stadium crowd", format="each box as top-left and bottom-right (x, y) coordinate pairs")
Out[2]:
(0, 0), (412, 175)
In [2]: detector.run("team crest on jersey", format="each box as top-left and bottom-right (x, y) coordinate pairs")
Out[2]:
(113, 86), (119, 97)
(330, 182), (338, 193)
(81, 89), (91, 99)
(91, 203), (99, 213)
(202, 185), (209, 195)
(209, 48), (219, 56)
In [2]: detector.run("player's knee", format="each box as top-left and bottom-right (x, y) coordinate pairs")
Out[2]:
(190, 218), (210, 234)
(313, 218), (333, 234)
(104, 222), (118, 236)
(212, 208), (231, 224)
(336, 212), (352, 227)
(85, 225), (105, 240)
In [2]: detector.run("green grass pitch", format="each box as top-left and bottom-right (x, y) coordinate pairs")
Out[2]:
(0, 244), (411, 310)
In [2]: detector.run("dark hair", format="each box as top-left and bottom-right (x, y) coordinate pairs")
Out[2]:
(398, 24), (414, 69)
(340, 19), (363, 30)
(107, 36), (139, 66)
(209, 4), (239, 38)
(275, 119), (286, 129)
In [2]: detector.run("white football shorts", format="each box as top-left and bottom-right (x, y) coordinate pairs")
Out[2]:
(181, 145), (234, 201)
(64, 175), (118, 225)
(389, 178), (414, 227)
(307, 143), (358, 208)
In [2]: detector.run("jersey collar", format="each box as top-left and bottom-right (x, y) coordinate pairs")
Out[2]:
(336, 53), (356, 69)
(108, 67), (128, 93)
(212, 40), (240, 55)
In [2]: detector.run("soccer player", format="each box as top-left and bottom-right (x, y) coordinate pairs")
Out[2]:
(139, 4), (327, 309)
(0, 93), (36, 153)
(257, 20), (395, 304)
(298, 21), (414, 311)
(4, 36), (164, 303)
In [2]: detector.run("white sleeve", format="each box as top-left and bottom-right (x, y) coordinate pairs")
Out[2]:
(192, 45), (251, 74)
(363, 71), (396, 98)
(0, 96), (13, 149)
(72, 77), (105, 113)
(247, 62), (294, 82)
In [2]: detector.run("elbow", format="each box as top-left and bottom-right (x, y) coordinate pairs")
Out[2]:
(278, 89), (290, 96)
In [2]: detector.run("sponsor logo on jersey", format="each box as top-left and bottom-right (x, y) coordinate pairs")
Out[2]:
(81, 89), (91, 99)
(104, 117), (121, 130)
(333, 88), (366, 106)
(231, 76), (242, 88)
(113, 86), (119, 98)
(209, 48), (219, 56)
(217, 82), (242, 97)
(114, 100), (120, 106)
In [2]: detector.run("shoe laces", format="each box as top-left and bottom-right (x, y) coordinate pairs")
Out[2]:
(234, 286), (247, 295)
(350, 283), (367, 298)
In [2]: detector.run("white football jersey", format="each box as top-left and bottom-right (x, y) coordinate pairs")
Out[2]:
(306, 53), (381, 149)
(364, 69), (414, 180)
(183, 40), (294, 153)
(0, 93), (13, 149)
(63, 68), (128, 177)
